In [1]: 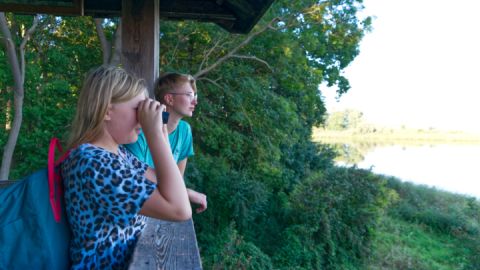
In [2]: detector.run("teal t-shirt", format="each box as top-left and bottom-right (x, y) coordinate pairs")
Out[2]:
(125, 120), (194, 167)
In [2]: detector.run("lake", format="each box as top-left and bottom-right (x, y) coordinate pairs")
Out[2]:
(334, 143), (480, 198)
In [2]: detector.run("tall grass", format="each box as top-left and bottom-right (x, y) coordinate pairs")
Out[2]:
(369, 176), (480, 269)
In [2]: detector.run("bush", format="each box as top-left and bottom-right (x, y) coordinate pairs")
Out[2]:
(386, 177), (480, 236)
(278, 167), (392, 269)
(203, 223), (273, 270)
(385, 177), (480, 269)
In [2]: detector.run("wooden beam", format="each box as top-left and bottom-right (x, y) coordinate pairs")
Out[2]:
(159, 0), (235, 21)
(0, 0), (84, 15)
(121, 0), (159, 96)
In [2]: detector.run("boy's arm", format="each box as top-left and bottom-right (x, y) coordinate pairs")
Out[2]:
(187, 188), (207, 213)
(178, 158), (188, 176)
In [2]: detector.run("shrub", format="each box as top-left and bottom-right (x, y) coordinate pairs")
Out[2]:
(203, 223), (273, 270)
(280, 167), (392, 269)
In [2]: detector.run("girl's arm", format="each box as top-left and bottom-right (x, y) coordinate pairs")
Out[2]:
(137, 98), (191, 221)
(178, 158), (208, 213)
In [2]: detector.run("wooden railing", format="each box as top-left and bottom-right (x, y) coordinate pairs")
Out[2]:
(0, 180), (15, 188)
(129, 218), (202, 269)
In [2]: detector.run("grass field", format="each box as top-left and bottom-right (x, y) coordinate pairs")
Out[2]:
(368, 215), (472, 270)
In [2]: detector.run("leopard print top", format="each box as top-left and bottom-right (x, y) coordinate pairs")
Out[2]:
(61, 144), (156, 269)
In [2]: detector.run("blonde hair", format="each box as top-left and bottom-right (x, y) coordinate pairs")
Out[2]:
(67, 65), (147, 149)
(154, 73), (196, 103)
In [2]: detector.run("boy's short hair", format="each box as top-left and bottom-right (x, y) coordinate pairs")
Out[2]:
(154, 73), (196, 103)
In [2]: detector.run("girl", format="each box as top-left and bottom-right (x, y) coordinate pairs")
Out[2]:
(61, 66), (191, 269)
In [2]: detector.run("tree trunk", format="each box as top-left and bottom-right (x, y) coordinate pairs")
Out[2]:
(94, 18), (111, 65)
(94, 18), (122, 65)
(0, 92), (23, 180)
(110, 20), (122, 65)
(0, 13), (38, 180)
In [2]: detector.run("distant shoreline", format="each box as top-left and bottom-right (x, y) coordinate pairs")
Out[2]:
(312, 127), (480, 145)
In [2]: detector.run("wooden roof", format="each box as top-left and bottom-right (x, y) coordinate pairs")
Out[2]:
(0, 0), (275, 33)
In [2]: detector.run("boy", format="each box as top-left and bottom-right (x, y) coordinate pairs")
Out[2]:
(125, 73), (207, 213)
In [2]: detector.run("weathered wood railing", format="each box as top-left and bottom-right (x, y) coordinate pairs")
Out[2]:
(129, 218), (202, 269)
(0, 180), (15, 188)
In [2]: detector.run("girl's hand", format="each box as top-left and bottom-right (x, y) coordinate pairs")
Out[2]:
(137, 98), (166, 138)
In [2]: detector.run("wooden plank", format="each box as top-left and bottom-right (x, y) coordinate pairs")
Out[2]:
(159, 1), (235, 21)
(121, 0), (159, 95)
(223, 0), (275, 33)
(0, 0), (83, 15)
(0, 180), (15, 188)
(129, 218), (203, 270)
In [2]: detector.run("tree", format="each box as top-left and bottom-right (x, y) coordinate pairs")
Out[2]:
(154, 0), (371, 267)
(326, 111), (349, 130)
(94, 18), (121, 65)
(1, 15), (101, 179)
(0, 13), (39, 180)
(326, 109), (365, 130)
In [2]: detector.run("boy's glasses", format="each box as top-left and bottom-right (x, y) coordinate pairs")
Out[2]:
(168, 92), (198, 101)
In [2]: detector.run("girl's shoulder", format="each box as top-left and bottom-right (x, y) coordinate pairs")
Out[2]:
(64, 144), (147, 176)
(66, 144), (146, 170)
(65, 144), (127, 168)
(69, 143), (111, 160)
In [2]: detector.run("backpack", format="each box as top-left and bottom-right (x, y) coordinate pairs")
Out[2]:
(0, 138), (71, 270)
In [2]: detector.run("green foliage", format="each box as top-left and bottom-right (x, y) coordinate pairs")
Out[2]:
(164, 0), (373, 265)
(368, 215), (471, 270)
(203, 223), (273, 270)
(384, 177), (480, 269)
(386, 178), (480, 236)
(1, 15), (101, 178)
(10, 79), (76, 179)
(274, 167), (392, 269)
(325, 109), (365, 130)
(273, 225), (325, 269)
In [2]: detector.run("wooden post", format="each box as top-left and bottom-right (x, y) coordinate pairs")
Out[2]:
(121, 0), (159, 96)
(121, 1), (202, 269)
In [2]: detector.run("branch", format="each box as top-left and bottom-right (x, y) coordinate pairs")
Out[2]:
(166, 37), (181, 67)
(194, 17), (280, 78)
(94, 18), (111, 65)
(230, 54), (273, 72)
(19, 15), (40, 83)
(110, 19), (122, 65)
(197, 37), (224, 73)
(196, 76), (223, 89)
(0, 13), (22, 93)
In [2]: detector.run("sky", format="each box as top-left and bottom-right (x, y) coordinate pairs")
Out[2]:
(322, 0), (480, 132)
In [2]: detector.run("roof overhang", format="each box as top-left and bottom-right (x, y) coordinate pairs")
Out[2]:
(0, 0), (275, 33)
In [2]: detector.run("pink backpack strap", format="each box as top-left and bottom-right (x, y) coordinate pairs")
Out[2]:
(47, 138), (70, 223)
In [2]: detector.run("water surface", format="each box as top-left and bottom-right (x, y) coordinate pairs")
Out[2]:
(336, 144), (480, 198)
